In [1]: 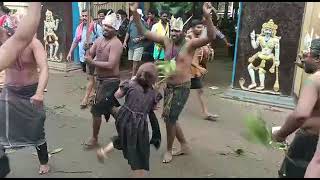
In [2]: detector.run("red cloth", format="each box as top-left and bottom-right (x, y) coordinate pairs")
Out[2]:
(75, 22), (84, 43)
(75, 22), (95, 43)
(0, 15), (8, 27)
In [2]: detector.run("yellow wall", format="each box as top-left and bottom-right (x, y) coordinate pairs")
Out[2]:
(293, 2), (320, 96)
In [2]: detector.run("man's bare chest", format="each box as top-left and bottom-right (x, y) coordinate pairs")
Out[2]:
(95, 41), (112, 62)
(10, 48), (36, 70)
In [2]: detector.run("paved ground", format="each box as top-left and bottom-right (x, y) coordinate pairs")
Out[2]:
(5, 50), (293, 178)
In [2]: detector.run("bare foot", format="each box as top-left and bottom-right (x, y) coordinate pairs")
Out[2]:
(172, 144), (191, 156)
(248, 83), (257, 89)
(83, 138), (98, 150)
(162, 151), (173, 163)
(39, 164), (50, 175)
(256, 86), (265, 90)
(96, 148), (108, 163)
(80, 98), (88, 109)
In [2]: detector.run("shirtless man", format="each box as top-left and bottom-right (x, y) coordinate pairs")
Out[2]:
(130, 2), (216, 163)
(0, 3), (48, 176)
(0, 3), (41, 71)
(272, 39), (320, 178)
(83, 13), (123, 148)
(187, 19), (218, 121)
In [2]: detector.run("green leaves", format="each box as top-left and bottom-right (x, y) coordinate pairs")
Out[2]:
(152, 2), (194, 17)
(156, 60), (176, 78)
(243, 114), (288, 151)
(243, 114), (272, 147)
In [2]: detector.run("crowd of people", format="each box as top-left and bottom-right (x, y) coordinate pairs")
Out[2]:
(1, 2), (320, 179)
(0, 2), (220, 177)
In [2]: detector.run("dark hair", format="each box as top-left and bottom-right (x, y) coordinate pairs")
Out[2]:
(117, 9), (127, 17)
(160, 11), (169, 16)
(148, 9), (157, 15)
(136, 72), (154, 93)
(98, 9), (108, 16)
(136, 62), (158, 93)
(0, 6), (10, 15)
(190, 19), (203, 28)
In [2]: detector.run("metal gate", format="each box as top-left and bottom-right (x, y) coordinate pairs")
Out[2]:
(91, 2), (129, 18)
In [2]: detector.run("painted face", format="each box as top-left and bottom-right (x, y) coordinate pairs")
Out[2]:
(301, 52), (320, 74)
(102, 23), (116, 38)
(170, 29), (183, 42)
(98, 13), (105, 24)
(46, 14), (53, 21)
(193, 24), (204, 36)
(264, 28), (272, 37)
(81, 11), (88, 23)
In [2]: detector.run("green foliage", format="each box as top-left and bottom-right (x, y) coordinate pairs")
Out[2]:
(243, 114), (289, 151)
(243, 114), (272, 147)
(156, 60), (176, 78)
(152, 2), (194, 18)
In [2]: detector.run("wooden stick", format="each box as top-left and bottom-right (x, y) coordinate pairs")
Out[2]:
(273, 66), (280, 92)
(183, 15), (193, 27)
(52, 170), (92, 174)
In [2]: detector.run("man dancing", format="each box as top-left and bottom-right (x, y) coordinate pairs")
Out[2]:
(0, 2), (47, 175)
(272, 39), (320, 178)
(187, 19), (217, 121)
(130, 2), (216, 163)
(83, 12), (123, 149)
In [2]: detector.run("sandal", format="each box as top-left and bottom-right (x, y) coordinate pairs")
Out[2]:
(80, 103), (88, 109)
(204, 114), (219, 121)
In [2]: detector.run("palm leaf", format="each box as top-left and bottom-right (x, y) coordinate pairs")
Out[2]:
(243, 114), (272, 147)
(243, 114), (289, 151)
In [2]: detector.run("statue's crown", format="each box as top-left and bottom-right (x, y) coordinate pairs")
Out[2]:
(262, 19), (277, 30)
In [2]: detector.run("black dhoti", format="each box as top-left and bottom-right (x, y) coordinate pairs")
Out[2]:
(0, 84), (46, 149)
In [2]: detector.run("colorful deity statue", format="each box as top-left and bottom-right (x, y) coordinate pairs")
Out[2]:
(246, 19), (281, 92)
(44, 9), (60, 62)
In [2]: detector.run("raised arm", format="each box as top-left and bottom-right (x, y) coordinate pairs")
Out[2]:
(187, 2), (216, 51)
(0, 2), (41, 71)
(129, 2), (166, 45)
(250, 30), (259, 49)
